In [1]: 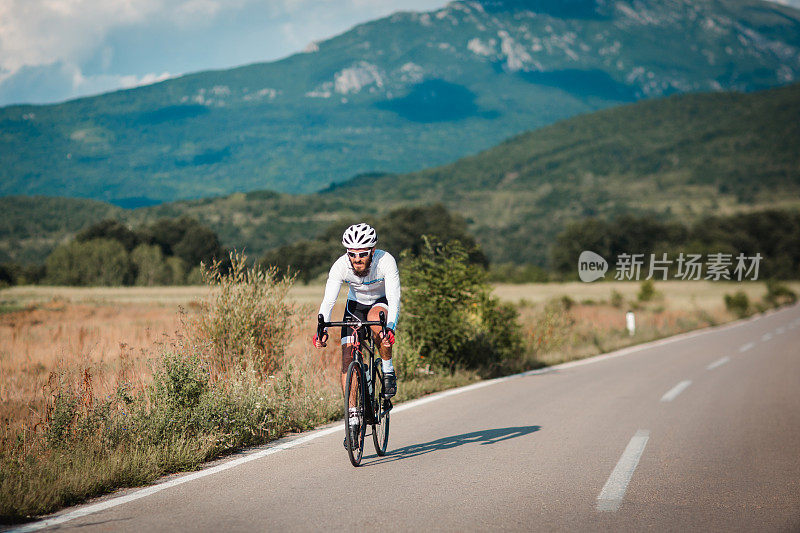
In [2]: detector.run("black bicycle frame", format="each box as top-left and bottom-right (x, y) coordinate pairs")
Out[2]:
(317, 312), (387, 424)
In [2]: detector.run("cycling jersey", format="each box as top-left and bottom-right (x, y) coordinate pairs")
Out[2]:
(318, 249), (401, 330)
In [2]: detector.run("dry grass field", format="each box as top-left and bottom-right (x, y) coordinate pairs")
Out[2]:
(3, 279), (790, 421)
(491, 280), (795, 309)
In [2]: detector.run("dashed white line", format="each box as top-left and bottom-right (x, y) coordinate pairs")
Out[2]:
(661, 380), (692, 402)
(706, 356), (731, 370)
(762, 333), (773, 342)
(739, 342), (755, 352)
(597, 430), (650, 512)
(775, 327), (785, 335)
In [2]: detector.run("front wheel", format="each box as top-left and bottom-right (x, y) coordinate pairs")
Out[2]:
(372, 363), (390, 456)
(344, 360), (366, 466)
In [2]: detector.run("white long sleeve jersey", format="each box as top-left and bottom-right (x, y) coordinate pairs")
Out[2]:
(318, 249), (401, 330)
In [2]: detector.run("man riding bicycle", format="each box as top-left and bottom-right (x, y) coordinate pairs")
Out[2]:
(312, 223), (400, 445)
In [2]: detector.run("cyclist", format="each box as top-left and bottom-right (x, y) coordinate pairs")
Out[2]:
(312, 223), (400, 446)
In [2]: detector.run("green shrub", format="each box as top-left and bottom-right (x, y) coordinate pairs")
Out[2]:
(192, 252), (298, 374)
(610, 290), (624, 308)
(391, 336), (425, 379)
(131, 244), (172, 286)
(400, 237), (522, 372)
(764, 280), (797, 308)
(724, 291), (750, 318)
(77, 219), (139, 251)
(144, 217), (225, 268)
(45, 238), (134, 286)
(153, 352), (209, 410)
(45, 386), (80, 446)
(638, 280), (657, 302)
(166, 256), (189, 285)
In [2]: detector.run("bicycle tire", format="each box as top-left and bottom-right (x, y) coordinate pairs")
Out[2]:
(372, 362), (390, 456)
(344, 359), (366, 466)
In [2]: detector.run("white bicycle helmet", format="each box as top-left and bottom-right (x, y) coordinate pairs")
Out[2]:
(342, 223), (377, 248)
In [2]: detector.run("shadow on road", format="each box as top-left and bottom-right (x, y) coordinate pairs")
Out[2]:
(364, 425), (541, 465)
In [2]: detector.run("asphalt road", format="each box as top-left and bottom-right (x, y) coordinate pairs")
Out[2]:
(16, 305), (800, 532)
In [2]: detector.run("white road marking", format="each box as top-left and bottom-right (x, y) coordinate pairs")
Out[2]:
(739, 342), (755, 352)
(13, 306), (797, 531)
(597, 430), (650, 512)
(775, 327), (785, 335)
(762, 332), (773, 341)
(706, 356), (730, 370)
(661, 380), (692, 402)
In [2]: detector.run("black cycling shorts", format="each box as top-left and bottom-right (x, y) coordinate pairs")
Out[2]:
(340, 297), (388, 345)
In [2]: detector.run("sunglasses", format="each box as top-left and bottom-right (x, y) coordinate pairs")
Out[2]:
(347, 251), (371, 258)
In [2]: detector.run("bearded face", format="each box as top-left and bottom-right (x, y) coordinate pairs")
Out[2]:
(348, 248), (373, 277)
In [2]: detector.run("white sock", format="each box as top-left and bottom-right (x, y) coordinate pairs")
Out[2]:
(349, 407), (358, 426)
(382, 358), (394, 373)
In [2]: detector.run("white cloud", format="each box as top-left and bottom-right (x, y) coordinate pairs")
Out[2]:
(68, 63), (172, 94)
(0, 0), (448, 105)
(0, 0), (254, 81)
(0, 0), (158, 73)
(117, 71), (174, 88)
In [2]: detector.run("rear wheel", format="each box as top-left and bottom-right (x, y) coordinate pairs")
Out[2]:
(344, 359), (366, 466)
(372, 362), (390, 456)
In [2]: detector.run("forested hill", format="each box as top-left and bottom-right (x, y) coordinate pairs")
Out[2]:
(323, 82), (800, 263)
(1, 0), (800, 204)
(2, 83), (799, 266)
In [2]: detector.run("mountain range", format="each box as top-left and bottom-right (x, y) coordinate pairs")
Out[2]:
(2, 82), (798, 266)
(1, 0), (800, 205)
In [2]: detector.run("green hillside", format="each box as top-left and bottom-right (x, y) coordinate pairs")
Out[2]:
(2, 83), (799, 266)
(1, 0), (799, 204)
(330, 82), (800, 263)
(0, 197), (123, 264)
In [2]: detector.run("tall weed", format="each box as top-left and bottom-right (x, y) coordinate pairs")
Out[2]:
(191, 252), (299, 374)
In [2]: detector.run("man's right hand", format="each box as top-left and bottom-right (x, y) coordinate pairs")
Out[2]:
(312, 331), (328, 348)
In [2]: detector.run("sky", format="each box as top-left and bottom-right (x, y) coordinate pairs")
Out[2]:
(1, 0), (798, 108)
(0, 0), (449, 107)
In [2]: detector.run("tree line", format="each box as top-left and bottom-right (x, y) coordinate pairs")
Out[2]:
(0, 217), (228, 287)
(259, 203), (486, 283)
(2, 206), (797, 288)
(550, 209), (800, 279)
(0, 205), (483, 287)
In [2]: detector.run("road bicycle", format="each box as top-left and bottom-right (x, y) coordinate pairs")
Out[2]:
(317, 312), (392, 466)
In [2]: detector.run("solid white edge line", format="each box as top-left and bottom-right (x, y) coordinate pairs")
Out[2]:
(8, 425), (343, 533)
(660, 380), (692, 402)
(597, 429), (650, 512)
(706, 356), (731, 370)
(12, 304), (798, 531)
